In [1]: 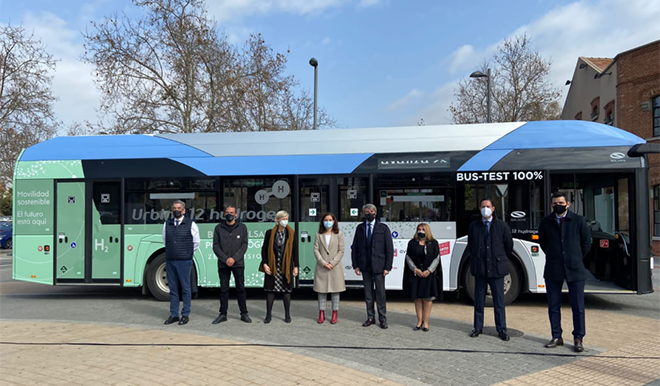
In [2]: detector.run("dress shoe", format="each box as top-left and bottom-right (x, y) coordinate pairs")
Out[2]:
(285, 315), (292, 323)
(574, 338), (584, 352)
(422, 326), (429, 332)
(413, 324), (422, 331)
(379, 320), (388, 329)
(330, 311), (338, 324)
(469, 329), (482, 337)
(264, 316), (271, 324)
(318, 310), (325, 324)
(240, 314), (252, 323)
(164, 316), (179, 325)
(362, 319), (376, 327)
(545, 338), (564, 348)
(212, 314), (228, 324)
(498, 331), (510, 341)
(178, 316), (189, 325)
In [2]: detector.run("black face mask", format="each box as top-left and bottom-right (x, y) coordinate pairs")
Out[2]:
(225, 214), (235, 222)
(365, 213), (376, 222)
(172, 210), (183, 218)
(417, 232), (426, 239)
(553, 205), (567, 215)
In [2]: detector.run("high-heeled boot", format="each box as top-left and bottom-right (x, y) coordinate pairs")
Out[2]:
(330, 310), (338, 324)
(318, 310), (325, 324)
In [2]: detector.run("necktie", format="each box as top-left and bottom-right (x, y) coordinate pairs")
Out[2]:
(367, 223), (372, 242)
(175, 220), (180, 227)
(485, 221), (490, 235)
(559, 217), (564, 229)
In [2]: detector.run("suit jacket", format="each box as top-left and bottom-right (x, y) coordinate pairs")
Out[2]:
(467, 217), (513, 278)
(538, 210), (591, 282)
(313, 232), (346, 293)
(351, 221), (394, 273)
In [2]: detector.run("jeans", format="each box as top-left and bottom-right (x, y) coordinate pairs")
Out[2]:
(167, 260), (193, 317)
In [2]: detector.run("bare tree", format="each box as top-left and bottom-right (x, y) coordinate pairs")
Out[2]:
(82, 0), (335, 134)
(0, 24), (59, 186)
(449, 34), (561, 124)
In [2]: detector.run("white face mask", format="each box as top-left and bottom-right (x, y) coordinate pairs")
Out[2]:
(481, 207), (493, 219)
(279, 219), (288, 227)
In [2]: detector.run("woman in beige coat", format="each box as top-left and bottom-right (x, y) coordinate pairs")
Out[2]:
(313, 213), (346, 324)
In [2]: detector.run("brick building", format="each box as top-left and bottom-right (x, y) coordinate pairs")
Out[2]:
(562, 40), (660, 256)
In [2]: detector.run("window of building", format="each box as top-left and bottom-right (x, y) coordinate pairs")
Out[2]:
(653, 95), (660, 137)
(590, 97), (600, 121)
(575, 111), (583, 120)
(604, 100), (615, 126)
(654, 185), (660, 237)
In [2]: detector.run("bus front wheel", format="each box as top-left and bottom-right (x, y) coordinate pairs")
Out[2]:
(463, 257), (523, 306)
(146, 254), (170, 301)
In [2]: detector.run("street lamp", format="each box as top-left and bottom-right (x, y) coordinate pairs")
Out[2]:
(470, 69), (491, 123)
(309, 57), (319, 130)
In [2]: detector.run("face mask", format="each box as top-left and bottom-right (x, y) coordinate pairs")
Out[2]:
(417, 232), (425, 239)
(279, 219), (288, 227)
(480, 207), (492, 218)
(553, 205), (567, 215)
(365, 213), (376, 222)
(172, 210), (183, 218)
(225, 214), (235, 222)
(323, 220), (334, 229)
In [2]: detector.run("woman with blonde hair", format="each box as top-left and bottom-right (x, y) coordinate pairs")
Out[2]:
(313, 213), (345, 324)
(260, 210), (298, 323)
(402, 223), (442, 331)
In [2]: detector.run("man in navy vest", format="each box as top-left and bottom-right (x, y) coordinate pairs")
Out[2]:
(162, 200), (200, 325)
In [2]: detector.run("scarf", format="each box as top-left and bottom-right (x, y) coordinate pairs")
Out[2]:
(260, 225), (294, 284)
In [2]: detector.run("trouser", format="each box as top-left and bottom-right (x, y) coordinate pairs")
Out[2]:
(546, 278), (586, 340)
(218, 266), (248, 315)
(167, 260), (193, 317)
(318, 293), (341, 311)
(473, 276), (507, 332)
(362, 270), (387, 321)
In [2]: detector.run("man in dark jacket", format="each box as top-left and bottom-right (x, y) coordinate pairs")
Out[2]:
(538, 191), (591, 353)
(351, 204), (394, 329)
(162, 200), (200, 326)
(467, 198), (513, 341)
(212, 205), (251, 324)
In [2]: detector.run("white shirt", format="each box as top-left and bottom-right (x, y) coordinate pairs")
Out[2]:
(325, 234), (332, 248)
(162, 217), (201, 251)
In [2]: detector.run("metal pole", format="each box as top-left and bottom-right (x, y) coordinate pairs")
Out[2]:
(313, 65), (318, 130)
(486, 68), (492, 123)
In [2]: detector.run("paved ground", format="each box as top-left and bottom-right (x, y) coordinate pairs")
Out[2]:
(1, 251), (659, 385)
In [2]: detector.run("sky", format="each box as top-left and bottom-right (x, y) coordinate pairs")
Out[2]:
(1, 0), (659, 134)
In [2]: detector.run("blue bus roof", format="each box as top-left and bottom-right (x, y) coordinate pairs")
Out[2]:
(19, 121), (645, 174)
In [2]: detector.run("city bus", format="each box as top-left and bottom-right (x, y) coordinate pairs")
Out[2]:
(12, 120), (655, 304)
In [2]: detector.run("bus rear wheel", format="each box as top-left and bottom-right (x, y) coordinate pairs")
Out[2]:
(463, 257), (523, 306)
(147, 254), (170, 301)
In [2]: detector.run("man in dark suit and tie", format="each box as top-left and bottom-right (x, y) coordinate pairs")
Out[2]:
(467, 198), (513, 341)
(538, 191), (591, 352)
(351, 204), (394, 329)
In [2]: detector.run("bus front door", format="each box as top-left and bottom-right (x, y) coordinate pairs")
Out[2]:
(55, 182), (86, 281)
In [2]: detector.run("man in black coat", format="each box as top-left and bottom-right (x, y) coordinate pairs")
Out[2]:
(351, 204), (394, 329)
(212, 205), (251, 324)
(467, 198), (513, 341)
(538, 191), (591, 353)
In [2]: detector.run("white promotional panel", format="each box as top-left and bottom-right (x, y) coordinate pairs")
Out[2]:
(338, 221), (456, 290)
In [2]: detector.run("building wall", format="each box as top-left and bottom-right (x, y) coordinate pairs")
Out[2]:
(616, 41), (660, 256)
(561, 59), (616, 124)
